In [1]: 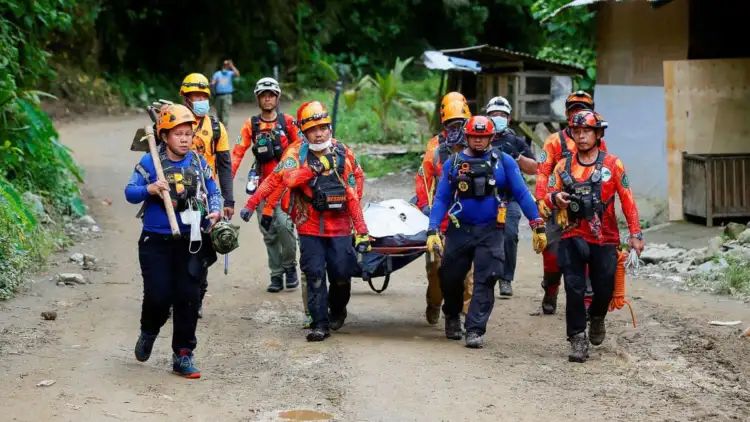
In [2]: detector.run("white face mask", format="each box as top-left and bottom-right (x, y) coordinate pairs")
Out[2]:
(308, 139), (332, 152)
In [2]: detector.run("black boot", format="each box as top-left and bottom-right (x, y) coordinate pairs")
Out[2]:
(329, 308), (347, 331)
(306, 328), (330, 342)
(445, 316), (462, 340)
(267, 275), (283, 293)
(541, 272), (561, 315)
(284, 267), (299, 289)
(499, 279), (513, 297)
(568, 332), (589, 363)
(589, 316), (606, 345)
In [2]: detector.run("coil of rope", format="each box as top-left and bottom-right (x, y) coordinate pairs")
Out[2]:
(608, 248), (640, 328)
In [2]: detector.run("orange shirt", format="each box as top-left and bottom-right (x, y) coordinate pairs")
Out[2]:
(545, 151), (640, 245)
(231, 113), (301, 182)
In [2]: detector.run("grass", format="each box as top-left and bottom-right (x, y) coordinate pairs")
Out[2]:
(358, 152), (422, 178)
(716, 256), (750, 296)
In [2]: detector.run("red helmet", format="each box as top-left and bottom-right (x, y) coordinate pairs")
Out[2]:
(463, 115), (495, 136)
(568, 110), (608, 130)
(565, 90), (594, 111)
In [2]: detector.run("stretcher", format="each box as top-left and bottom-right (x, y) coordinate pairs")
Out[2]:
(353, 199), (428, 293)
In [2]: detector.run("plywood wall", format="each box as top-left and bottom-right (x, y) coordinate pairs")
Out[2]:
(664, 58), (750, 220)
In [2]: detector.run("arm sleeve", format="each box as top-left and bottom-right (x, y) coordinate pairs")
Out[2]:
(614, 159), (642, 235)
(544, 162), (565, 209)
(415, 150), (435, 209)
(125, 171), (149, 204)
(428, 159), (453, 231)
(286, 116), (303, 144)
(231, 121), (253, 178)
(344, 162), (368, 235)
(502, 153), (539, 221)
(202, 157), (222, 213)
(245, 171), (282, 211)
(282, 166), (314, 188)
(535, 138), (558, 200)
(215, 150), (234, 207)
(517, 136), (535, 160)
(261, 185), (285, 216)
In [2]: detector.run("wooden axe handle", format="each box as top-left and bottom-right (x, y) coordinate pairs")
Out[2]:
(145, 125), (181, 237)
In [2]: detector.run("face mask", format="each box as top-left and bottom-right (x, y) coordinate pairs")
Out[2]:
(490, 116), (508, 133)
(308, 139), (332, 152)
(191, 100), (210, 116)
(444, 126), (464, 147)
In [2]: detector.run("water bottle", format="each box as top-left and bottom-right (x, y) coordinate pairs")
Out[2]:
(246, 169), (259, 194)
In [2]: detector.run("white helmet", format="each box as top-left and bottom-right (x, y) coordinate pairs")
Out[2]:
(254, 77), (281, 96)
(486, 96), (511, 114)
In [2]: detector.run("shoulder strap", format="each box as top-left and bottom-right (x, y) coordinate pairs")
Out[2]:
(210, 116), (221, 144)
(277, 113), (288, 133)
(559, 130), (570, 158)
(251, 116), (260, 142)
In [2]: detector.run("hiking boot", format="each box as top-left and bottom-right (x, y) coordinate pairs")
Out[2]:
(134, 331), (157, 362)
(499, 279), (513, 297)
(465, 332), (484, 349)
(568, 332), (589, 363)
(306, 328), (330, 342)
(541, 285), (559, 315)
(329, 309), (347, 331)
(445, 317), (463, 340)
(303, 313), (313, 329)
(172, 348), (201, 378)
(266, 275), (283, 293)
(589, 316), (606, 345)
(284, 267), (299, 289)
(197, 303), (203, 319)
(425, 305), (440, 325)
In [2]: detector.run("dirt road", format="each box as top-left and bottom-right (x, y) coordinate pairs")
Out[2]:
(1, 106), (749, 421)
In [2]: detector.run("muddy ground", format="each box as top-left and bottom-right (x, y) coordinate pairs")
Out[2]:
(0, 106), (748, 421)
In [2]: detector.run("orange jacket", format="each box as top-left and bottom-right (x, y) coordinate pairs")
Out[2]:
(415, 132), (454, 232)
(535, 129), (608, 201)
(544, 150), (640, 245)
(243, 140), (364, 218)
(231, 113), (301, 182)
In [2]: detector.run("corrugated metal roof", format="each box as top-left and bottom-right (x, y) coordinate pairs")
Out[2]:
(544, 0), (674, 21)
(439, 44), (585, 75)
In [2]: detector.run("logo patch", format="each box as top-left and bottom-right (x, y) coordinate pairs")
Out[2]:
(601, 167), (612, 182)
(621, 173), (630, 188)
(538, 151), (547, 163)
(283, 158), (296, 169)
(458, 181), (469, 192)
(548, 174), (556, 188)
(348, 173), (356, 187)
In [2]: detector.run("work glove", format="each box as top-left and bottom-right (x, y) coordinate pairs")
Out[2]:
(421, 205), (431, 217)
(239, 207), (254, 222)
(555, 208), (569, 228)
(536, 199), (551, 220)
(426, 229), (444, 263)
(530, 218), (547, 254)
(260, 214), (274, 232)
(354, 234), (372, 253)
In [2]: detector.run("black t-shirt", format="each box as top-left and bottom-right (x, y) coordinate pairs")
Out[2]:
(491, 129), (535, 161)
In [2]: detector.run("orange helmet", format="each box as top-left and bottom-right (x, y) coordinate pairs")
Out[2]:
(157, 104), (195, 136)
(440, 92), (467, 110)
(565, 90), (594, 111)
(464, 115), (495, 137)
(568, 110), (608, 130)
(296, 101), (332, 132)
(179, 73), (211, 97)
(440, 100), (471, 124)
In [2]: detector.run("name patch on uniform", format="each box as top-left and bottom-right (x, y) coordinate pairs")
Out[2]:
(601, 167), (612, 182)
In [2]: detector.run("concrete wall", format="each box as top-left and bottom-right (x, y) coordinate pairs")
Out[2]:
(595, 84), (669, 221)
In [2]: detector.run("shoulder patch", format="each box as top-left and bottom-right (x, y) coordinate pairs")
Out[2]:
(283, 157), (297, 169)
(348, 173), (356, 187)
(601, 167), (612, 182)
(621, 173), (630, 188)
(538, 151), (547, 163)
(548, 173), (556, 188)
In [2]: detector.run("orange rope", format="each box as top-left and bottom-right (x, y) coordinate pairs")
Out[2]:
(609, 249), (637, 328)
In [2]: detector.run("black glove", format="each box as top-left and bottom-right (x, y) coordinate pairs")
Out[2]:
(260, 214), (273, 231)
(239, 207), (254, 222)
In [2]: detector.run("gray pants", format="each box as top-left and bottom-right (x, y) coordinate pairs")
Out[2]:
(258, 202), (297, 278)
(214, 94), (232, 127)
(501, 200), (522, 283)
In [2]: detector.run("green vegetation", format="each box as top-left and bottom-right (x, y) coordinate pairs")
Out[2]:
(358, 153), (422, 179)
(1, 0), (85, 298)
(716, 257), (750, 297)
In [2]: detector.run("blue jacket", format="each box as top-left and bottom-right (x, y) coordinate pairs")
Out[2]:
(125, 151), (221, 235)
(429, 149), (539, 230)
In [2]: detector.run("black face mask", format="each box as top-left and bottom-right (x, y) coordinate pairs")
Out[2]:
(445, 126), (465, 147)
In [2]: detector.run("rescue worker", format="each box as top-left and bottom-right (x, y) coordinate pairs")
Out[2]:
(179, 73), (234, 318)
(232, 77), (301, 293)
(535, 90), (605, 314)
(544, 110), (644, 362)
(210, 59), (240, 126)
(245, 101), (370, 341)
(428, 116), (547, 348)
(125, 104), (222, 378)
(485, 96), (537, 297)
(415, 94), (474, 325)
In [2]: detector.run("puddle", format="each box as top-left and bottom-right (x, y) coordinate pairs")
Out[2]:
(278, 409), (333, 421)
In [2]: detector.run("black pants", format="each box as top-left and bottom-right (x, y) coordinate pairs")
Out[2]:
(138, 231), (205, 353)
(439, 223), (504, 336)
(299, 235), (357, 331)
(557, 238), (617, 338)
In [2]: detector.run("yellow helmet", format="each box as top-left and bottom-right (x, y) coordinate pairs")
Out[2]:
(157, 104), (195, 136)
(440, 100), (471, 124)
(296, 101), (332, 132)
(180, 73), (211, 97)
(440, 92), (467, 110)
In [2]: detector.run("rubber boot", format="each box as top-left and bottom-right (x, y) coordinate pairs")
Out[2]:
(284, 267), (299, 289)
(445, 316), (462, 340)
(266, 275), (283, 293)
(568, 332), (589, 363)
(589, 316), (606, 345)
(541, 272), (562, 315)
(329, 308), (347, 331)
(134, 331), (157, 362)
(465, 332), (484, 349)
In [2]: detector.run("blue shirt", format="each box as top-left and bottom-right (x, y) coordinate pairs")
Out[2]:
(212, 70), (235, 94)
(124, 151), (221, 235)
(429, 149), (539, 230)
